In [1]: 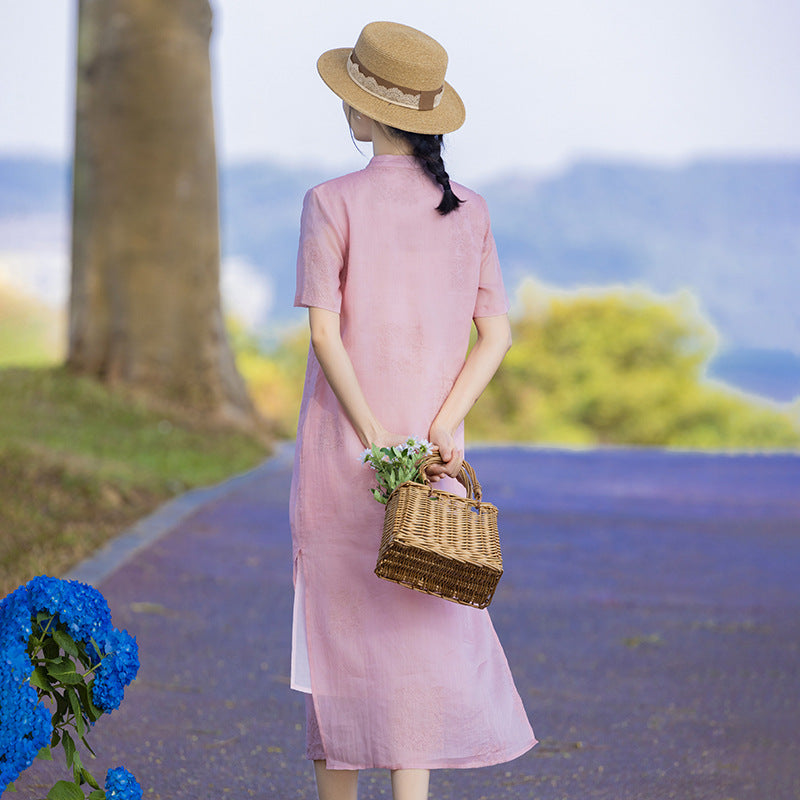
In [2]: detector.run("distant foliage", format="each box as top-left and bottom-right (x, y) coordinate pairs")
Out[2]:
(0, 282), (63, 367)
(229, 283), (800, 450)
(229, 320), (308, 438)
(468, 280), (800, 448)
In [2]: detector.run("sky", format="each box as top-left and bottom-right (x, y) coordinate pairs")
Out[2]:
(0, 0), (799, 182)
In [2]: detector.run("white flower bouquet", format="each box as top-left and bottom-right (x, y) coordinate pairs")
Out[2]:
(361, 436), (434, 504)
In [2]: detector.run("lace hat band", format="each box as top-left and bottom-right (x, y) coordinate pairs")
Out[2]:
(346, 52), (444, 112)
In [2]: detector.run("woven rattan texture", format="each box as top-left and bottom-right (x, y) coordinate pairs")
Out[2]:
(375, 457), (503, 608)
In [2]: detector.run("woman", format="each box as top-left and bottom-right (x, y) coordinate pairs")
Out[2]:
(290, 21), (536, 800)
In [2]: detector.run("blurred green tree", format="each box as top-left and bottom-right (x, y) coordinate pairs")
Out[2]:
(68, 0), (255, 426)
(468, 280), (800, 448)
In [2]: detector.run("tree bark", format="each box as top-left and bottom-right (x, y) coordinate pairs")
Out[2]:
(68, 0), (255, 426)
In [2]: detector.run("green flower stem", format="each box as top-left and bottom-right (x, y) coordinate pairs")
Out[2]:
(31, 615), (57, 648)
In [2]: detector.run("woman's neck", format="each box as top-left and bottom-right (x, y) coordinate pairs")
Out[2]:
(370, 121), (414, 156)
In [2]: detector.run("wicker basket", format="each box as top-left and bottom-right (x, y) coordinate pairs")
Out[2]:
(375, 453), (503, 609)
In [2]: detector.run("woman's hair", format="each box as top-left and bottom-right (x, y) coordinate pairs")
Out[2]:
(386, 127), (464, 215)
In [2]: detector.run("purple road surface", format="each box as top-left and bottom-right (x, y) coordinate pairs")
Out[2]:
(11, 445), (800, 799)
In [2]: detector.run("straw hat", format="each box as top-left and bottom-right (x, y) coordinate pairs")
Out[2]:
(317, 21), (465, 135)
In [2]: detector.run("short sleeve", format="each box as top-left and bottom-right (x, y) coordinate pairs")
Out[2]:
(294, 186), (346, 313)
(473, 212), (510, 318)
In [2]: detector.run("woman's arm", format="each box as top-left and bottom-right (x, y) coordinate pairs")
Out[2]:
(427, 313), (512, 479)
(308, 306), (399, 449)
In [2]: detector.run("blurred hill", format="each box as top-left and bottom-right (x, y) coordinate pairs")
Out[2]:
(481, 159), (800, 353)
(0, 157), (66, 215)
(1, 155), (799, 401)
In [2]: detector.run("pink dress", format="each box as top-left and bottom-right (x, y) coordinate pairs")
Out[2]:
(289, 154), (536, 770)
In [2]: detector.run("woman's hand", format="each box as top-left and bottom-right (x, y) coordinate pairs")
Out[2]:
(422, 314), (511, 483)
(425, 423), (463, 482)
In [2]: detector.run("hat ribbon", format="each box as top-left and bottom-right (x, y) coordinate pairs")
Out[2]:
(346, 52), (443, 112)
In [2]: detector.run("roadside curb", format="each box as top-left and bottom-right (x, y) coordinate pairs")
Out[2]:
(65, 442), (295, 587)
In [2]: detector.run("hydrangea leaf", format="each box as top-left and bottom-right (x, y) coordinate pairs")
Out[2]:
(61, 731), (76, 768)
(48, 660), (81, 685)
(56, 671), (83, 686)
(30, 666), (52, 692)
(81, 768), (100, 791)
(36, 746), (53, 761)
(46, 657), (72, 675)
(53, 629), (79, 659)
(42, 637), (60, 660)
(81, 734), (97, 758)
(46, 781), (84, 800)
(66, 688), (85, 737)
(71, 749), (84, 784)
(55, 689), (70, 718)
(75, 682), (103, 724)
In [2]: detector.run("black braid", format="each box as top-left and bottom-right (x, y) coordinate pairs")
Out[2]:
(387, 127), (464, 215)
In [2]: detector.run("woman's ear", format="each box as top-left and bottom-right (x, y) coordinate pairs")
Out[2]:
(342, 100), (375, 142)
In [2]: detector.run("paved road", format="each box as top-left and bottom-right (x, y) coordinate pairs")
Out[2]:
(12, 445), (800, 800)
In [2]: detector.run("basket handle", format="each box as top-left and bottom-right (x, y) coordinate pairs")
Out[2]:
(416, 452), (483, 503)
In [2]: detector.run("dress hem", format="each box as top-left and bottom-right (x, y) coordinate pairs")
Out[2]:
(305, 736), (538, 771)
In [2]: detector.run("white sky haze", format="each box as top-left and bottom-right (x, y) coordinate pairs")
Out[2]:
(0, 0), (799, 182)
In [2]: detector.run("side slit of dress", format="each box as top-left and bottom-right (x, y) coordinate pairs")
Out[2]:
(292, 552), (328, 761)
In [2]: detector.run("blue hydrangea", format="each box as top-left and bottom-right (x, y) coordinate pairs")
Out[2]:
(0, 675), (51, 786)
(105, 766), (142, 800)
(91, 628), (139, 713)
(0, 587), (33, 681)
(0, 577), (139, 791)
(0, 587), (51, 790)
(25, 575), (112, 644)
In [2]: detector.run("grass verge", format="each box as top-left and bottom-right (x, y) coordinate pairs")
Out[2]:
(0, 366), (270, 596)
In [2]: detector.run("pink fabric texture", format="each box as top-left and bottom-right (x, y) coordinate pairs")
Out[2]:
(290, 154), (537, 770)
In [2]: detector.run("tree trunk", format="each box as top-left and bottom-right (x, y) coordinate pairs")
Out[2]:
(68, 0), (255, 426)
